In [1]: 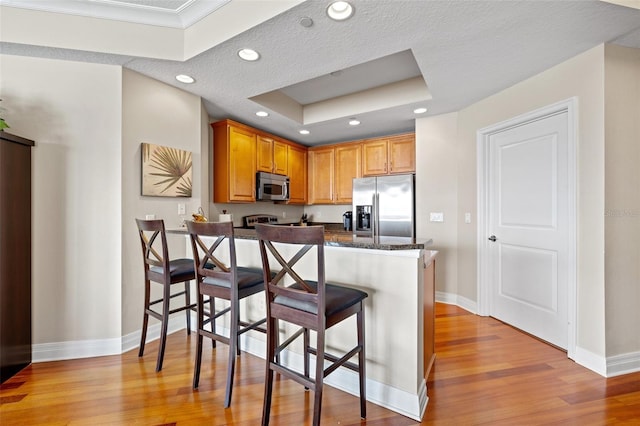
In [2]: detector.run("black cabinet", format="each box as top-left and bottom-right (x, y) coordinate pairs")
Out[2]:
(1, 131), (34, 383)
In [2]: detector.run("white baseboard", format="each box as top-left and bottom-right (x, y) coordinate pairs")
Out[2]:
(436, 291), (478, 314)
(434, 293), (640, 379)
(573, 346), (607, 377)
(33, 315), (190, 362)
(607, 351), (640, 377)
(34, 316), (424, 421)
(204, 326), (426, 421)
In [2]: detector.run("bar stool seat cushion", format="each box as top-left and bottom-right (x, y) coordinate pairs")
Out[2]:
(276, 281), (368, 316)
(203, 266), (264, 290)
(150, 258), (194, 281)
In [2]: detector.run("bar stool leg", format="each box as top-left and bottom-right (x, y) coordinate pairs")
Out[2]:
(156, 282), (171, 372)
(193, 291), (205, 389)
(358, 309), (366, 418)
(224, 299), (239, 408)
(139, 279), (151, 357)
(185, 280), (192, 335)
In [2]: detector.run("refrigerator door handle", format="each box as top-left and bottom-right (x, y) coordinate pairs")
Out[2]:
(374, 193), (380, 238)
(371, 193), (376, 238)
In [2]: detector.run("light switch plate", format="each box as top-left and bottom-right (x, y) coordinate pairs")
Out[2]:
(430, 212), (444, 222)
(465, 213), (471, 224)
(177, 203), (186, 215)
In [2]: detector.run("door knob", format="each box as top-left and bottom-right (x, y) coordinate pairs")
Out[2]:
(488, 235), (497, 242)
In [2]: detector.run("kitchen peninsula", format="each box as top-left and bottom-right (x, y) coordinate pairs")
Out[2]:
(171, 224), (436, 421)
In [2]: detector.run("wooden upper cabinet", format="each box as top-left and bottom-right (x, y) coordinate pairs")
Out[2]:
(256, 135), (273, 173)
(257, 135), (288, 175)
(308, 143), (361, 205)
(212, 120), (256, 203)
(287, 144), (307, 204)
(388, 133), (415, 174)
(308, 147), (335, 204)
(335, 143), (361, 204)
(362, 139), (389, 176)
(273, 140), (288, 175)
(363, 132), (415, 176)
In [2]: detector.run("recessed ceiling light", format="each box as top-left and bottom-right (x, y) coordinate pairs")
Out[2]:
(414, 107), (428, 114)
(238, 48), (260, 61)
(327, 1), (354, 21)
(256, 111), (269, 117)
(348, 119), (360, 126)
(299, 16), (314, 27)
(175, 74), (195, 84)
(299, 129), (310, 135)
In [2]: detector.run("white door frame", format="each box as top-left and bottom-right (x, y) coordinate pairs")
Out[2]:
(476, 98), (577, 359)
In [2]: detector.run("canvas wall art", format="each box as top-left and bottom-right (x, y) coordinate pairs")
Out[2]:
(141, 143), (192, 197)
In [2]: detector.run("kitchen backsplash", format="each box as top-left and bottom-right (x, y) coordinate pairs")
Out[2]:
(209, 202), (348, 225)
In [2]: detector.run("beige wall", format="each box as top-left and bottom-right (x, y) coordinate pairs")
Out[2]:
(416, 112), (459, 298)
(604, 44), (640, 357)
(1, 55), (123, 344)
(121, 69), (206, 336)
(0, 56), (208, 357)
(3, 44), (637, 369)
(416, 45), (608, 357)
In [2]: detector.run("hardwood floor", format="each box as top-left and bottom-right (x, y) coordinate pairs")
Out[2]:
(1, 303), (639, 425)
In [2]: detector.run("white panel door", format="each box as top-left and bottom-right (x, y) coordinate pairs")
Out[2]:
(488, 112), (568, 349)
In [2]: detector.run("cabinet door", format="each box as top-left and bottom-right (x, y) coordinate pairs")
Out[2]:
(273, 140), (288, 175)
(229, 126), (256, 202)
(256, 135), (274, 173)
(362, 140), (388, 176)
(389, 134), (415, 174)
(335, 144), (361, 204)
(287, 144), (307, 204)
(308, 147), (334, 204)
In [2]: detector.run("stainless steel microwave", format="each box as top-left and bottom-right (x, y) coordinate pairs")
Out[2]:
(256, 172), (290, 201)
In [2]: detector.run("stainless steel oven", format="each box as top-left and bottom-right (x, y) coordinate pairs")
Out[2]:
(256, 172), (290, 201)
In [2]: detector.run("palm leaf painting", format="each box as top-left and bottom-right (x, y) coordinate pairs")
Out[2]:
(141, 143), (192, 197)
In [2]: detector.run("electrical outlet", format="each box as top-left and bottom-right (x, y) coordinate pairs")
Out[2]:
(465, 213), (471, 224)
(282, 211), (286, 218)
(430, 212), (444, 222)
(177, 203), (185, 215)
(145, 214), (155, 220)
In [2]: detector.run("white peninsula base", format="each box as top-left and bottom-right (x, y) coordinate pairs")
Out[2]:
(183, 235), (436, 421)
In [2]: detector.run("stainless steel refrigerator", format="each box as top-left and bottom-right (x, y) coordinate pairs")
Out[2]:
(352, 174), (415, 238)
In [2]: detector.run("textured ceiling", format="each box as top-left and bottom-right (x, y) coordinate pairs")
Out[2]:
(2, 0), (640, 146)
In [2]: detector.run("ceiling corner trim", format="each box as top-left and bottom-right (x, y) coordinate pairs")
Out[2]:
(183, 0), (305, 60)
(303, 77), (432, 125)
(0, 5), (185, 60)
(250, 91), (304, 124)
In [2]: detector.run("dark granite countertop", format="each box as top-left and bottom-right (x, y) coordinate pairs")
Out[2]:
(169, 222), (431, 251)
